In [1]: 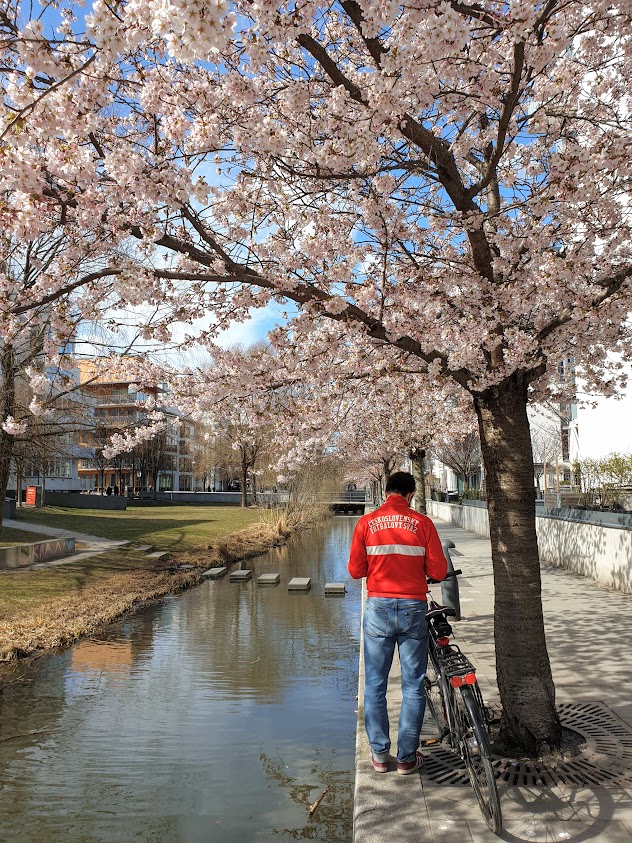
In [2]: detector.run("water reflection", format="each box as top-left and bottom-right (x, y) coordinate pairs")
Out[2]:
(0, 517), (361, 842)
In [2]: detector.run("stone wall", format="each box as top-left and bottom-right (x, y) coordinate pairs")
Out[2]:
(426, 499), (632, 594)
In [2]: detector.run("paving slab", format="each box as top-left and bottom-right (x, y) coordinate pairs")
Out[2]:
(258, 573), (280, 585)
(288, 577), (311, 591)
(352, 516), (632, 843)
(202, 566), (228, 578)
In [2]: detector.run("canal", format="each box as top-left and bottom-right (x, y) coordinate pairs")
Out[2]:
(0, 517), (362, 842)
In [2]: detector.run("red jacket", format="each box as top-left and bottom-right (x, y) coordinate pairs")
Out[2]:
(348, 495), (447, 599)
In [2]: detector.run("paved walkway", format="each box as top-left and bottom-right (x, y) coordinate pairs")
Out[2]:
(2, 517), (130, 566)
(352, 517), (632, 843)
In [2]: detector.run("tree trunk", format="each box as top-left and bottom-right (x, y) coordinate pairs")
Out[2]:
(473, 372), (562, 755)
(0, 343), (17, 531)
(240, 454), (248, 508)
(16, 463), (23, 508)
(0, 432), (12, 530)
(409, 447), (427, 513)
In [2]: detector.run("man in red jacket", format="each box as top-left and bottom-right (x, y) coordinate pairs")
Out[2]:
(348, 471), (447, 774)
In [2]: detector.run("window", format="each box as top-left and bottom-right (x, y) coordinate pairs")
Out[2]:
(158, 474), (172, 491)
(47, 459), (72, 478)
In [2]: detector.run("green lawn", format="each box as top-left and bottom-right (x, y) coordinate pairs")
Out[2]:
(0, 548), (156, 609)
(0, 526), (56, 547)
(11, 505), (262, 551)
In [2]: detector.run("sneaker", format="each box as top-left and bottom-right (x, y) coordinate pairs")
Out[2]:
(396, 751), (424, 775)
(369, 753), (389, 773)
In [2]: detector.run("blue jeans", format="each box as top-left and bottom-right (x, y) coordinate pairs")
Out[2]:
(363, 597), (429, 764)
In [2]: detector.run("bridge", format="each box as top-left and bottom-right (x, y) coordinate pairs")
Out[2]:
(329, 490), (371, 515)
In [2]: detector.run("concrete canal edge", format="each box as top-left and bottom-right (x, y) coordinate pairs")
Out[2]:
(351, 587), (435, 843)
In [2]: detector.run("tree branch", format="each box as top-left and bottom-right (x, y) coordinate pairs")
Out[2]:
(10, 268), (121, 315)
(536, 266), (632, 344)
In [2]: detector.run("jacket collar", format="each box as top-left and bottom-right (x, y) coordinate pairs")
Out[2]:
(382, 494), (411, 509)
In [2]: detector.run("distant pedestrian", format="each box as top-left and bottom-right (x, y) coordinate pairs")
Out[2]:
(113, 485), (119, 496)
(348, 471), (447, 775)
(106, 486), (112, 496)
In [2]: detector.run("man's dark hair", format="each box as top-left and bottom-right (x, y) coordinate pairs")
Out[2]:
(385, 471), (416, 497)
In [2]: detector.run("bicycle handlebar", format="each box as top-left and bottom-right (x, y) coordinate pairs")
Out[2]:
(427, 569), (462, 584)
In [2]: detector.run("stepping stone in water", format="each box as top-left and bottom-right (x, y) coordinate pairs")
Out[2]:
(288, 577), (311, 591)
(325, 582), (346, 595)
(258, 573), (280, 585)
(202, 566), (228, 578)
(229, 569), (253, 582)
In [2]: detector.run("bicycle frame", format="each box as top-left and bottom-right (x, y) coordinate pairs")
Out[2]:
(424, 589), (503, 835)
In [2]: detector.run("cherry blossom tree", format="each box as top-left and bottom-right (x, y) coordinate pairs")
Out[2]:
(324, 371), (473, 511)
(3, 1), (632, 752)
(0, 234), (103, 524)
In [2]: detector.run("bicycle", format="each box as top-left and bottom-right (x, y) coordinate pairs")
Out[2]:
(423, 570), (503, 835)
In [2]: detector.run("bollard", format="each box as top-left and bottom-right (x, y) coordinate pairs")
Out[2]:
(440, 540), (461, 621)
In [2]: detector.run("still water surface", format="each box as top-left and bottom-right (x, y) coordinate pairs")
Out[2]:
(0, 517), (362, 843)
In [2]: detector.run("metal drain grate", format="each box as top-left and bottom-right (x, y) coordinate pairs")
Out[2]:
(423, 702), (632, 788)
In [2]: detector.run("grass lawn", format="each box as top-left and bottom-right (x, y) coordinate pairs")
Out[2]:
(0, 505), (282, 662)
(12, 505), (262, 550)
(0, 544), (210, 660)
(0, 548), (156, 611)
(0, 526), (56, 546)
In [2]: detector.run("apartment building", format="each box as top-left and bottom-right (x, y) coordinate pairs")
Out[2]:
(75, 360), (200, 494)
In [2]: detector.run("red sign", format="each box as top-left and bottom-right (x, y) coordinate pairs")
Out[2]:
(25, 486), (37, 506)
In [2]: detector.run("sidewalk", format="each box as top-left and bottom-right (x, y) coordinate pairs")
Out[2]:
(2, 517), (130, 566)
(352, 517), (632, 843)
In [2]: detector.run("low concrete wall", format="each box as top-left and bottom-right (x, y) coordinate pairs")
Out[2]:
(0, 536), (75, 569)
(44, 492), (127, 510)
(168, 491), (249, 505)
(426, 499), (490, 537)
(426, 499), (632, 594)
(537, 515), (632, 594)
(129, 491), (250, 506)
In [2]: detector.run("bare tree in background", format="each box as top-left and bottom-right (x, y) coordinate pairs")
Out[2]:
(433, 432), (482, 494)
(530, 418), (562, 495)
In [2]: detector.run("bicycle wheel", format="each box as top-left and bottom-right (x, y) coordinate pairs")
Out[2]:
(456, 686), (502, 835)
(423, 658), (449, 736)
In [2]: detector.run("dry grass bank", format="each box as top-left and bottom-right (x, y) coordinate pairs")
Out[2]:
(0, 516), (317, 672)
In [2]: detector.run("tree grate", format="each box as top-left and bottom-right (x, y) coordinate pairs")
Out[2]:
(422, 702), (632, 788)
